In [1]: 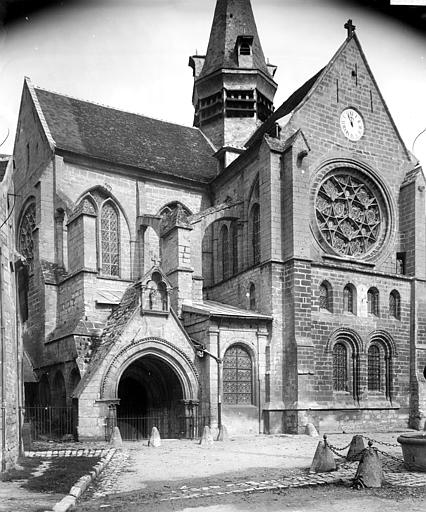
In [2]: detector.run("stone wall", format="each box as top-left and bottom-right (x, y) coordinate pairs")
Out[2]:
(0, 157), (21, 471)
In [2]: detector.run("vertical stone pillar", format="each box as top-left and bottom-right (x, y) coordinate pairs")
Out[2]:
(257, 325), (269, 434)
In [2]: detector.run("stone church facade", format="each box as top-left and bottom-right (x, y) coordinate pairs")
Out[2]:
(11, 0), (426, 440)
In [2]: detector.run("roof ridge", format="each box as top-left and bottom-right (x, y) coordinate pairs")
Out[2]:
(34, 85), (200, 132)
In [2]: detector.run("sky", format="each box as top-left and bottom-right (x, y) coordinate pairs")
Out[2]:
(0, 0), (425, 165)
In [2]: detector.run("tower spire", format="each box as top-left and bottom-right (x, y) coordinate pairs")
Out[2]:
(189, 0), (278, 153)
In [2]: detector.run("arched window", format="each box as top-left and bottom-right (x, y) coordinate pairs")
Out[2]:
(343, 284), (355, 314)
(223, 345), (253, 405)
(18, 202), (36, 270)
(249, 283), (256, 310)
(221, 224), (229, 280)
(368, 334), (394, 400)
(231, 221), (238, 275)
(333, 343), (348, 391)
(368, 287), (379, 316)
(319, 281), (332, 311)
(389, 290), (401, 319)
(368, 345), (381, 391)
(251, 204), (260, 265)
(101, 202), (120, 276)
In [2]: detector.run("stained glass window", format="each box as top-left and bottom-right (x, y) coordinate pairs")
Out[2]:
(251, 204), (260, 265)
(101, 203), (119, 276)
(316, 174), (383, 257)
(19, 203), (36, 269)
(368, 287), (379, 316)
(343, 285), (354, 313)
(319, 282), (331, 311)
(368, 345), (381, 391)
(223, 345), (253, 405)
(389, 290), (400, 319)
(333, 343), (347, 391)
(221, 225), (229, 280)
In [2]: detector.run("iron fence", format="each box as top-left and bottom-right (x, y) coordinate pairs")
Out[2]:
(24, 406), (75, 441)
(108, 409), (210, 441)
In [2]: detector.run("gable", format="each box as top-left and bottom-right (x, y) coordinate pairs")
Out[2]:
(283, 35), (411, 182)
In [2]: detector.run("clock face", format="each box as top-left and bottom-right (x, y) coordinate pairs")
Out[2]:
(340, 108), (364, 141)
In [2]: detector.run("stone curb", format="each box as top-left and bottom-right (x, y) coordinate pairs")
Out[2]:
(50, 448), (117, 512)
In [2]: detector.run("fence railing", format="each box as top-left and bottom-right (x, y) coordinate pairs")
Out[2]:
(24, 406), (76, 441)
(107, 410), (210, 441)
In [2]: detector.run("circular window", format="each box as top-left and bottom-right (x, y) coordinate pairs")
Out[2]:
(315, 171), (387, 258)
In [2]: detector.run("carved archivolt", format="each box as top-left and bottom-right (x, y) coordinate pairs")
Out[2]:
(100, 337), (199, 400)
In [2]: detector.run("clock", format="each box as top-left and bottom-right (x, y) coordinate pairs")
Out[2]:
(340, 108), (364, 141)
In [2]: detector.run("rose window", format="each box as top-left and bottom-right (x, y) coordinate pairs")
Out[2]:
(316, 174), (383, 257)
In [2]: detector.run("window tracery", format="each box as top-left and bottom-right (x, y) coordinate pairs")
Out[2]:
(223, 345), (253, 405)
(316, 174), (383, 257)
(101, 202), (119, 276)
(19, 202), (36, 268)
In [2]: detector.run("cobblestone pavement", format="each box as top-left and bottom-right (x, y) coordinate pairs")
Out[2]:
(81, 433), (426, 504)
(24, 448), (111, 458)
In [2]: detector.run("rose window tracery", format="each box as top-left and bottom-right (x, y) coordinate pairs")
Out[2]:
(19, 203), (36, 266)
(316, 174), (383, 257)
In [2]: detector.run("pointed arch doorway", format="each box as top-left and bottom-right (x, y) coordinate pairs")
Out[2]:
(117, 355), (186, 439)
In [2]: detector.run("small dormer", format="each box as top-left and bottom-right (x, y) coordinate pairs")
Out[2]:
(236, 35), (254, 67)
(140, 268), (172, 316)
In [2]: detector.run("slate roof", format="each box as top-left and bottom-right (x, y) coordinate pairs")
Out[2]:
(183, 300), (272, 320)
(33, 87), (217, 183)
(246, 67), (325, 148)
(199, 0), (270, 78)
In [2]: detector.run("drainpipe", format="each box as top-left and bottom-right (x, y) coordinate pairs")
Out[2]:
(0, 247), (6, 472)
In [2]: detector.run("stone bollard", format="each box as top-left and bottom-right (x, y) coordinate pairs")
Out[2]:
(216, 424), (229, 442)
(347, 434), (367, 461)
(148, 426), (161, 448)
(309, 435), (337, 473)
(305, 423), (319, 437)
(199, 425), (214, 447)
(22, 422), (32, 451)
(353, 441), (383, 488)
(109, 426), (123, 447)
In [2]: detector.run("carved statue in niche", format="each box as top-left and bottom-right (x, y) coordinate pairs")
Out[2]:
(143, 272), (168, 312)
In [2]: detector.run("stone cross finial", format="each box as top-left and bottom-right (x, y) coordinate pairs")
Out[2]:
(151, 255), (161, 266)
(344, 19), (356, 38)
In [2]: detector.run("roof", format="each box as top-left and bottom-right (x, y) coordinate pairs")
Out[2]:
(0, 157), (11, 182)
(199, 0), (269, 79)
(183, 300), (272, 320)
(246, 67), (325, 148)
(33, 87), (217, 183)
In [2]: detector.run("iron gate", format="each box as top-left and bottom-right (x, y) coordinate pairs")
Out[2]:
(109, 409), (210, 441)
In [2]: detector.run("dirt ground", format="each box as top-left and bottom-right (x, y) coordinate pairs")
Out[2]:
(0, 480), (63, 512)
(78, 482), (426, 512)
(108, 432), (401, 493)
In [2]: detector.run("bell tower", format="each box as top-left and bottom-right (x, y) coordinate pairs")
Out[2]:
(189, 0), (278, 155)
